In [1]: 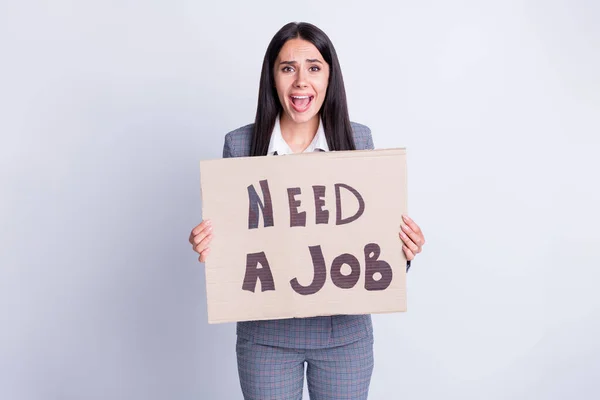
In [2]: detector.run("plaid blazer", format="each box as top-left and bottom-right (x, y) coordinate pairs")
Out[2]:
(223, 121), (376, 349)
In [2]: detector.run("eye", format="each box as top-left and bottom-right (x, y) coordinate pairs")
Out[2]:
(309, 66), (321, 72)
(282, 66), (295, 72)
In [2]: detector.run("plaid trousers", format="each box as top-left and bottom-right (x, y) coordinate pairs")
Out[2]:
(236, 335), (374, 400)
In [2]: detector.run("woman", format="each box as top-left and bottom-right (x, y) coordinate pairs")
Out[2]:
(189, 22), (425, 400)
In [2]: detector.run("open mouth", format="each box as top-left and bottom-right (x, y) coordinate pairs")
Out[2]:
(290, 95), (314, 112)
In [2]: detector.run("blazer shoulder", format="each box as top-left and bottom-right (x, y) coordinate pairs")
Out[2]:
(223, 123), (254, 158)
(350, 121), (374, 150)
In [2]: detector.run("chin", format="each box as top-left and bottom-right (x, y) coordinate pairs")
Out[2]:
(291, 115), (315, 124)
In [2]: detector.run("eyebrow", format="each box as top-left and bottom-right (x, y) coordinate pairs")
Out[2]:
(279, 59), (323, 65)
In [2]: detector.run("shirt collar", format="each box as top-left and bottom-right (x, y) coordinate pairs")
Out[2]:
(267, 115), (329, 155)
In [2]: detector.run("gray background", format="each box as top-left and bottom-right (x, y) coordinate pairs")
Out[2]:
(1, 0), (599, 399)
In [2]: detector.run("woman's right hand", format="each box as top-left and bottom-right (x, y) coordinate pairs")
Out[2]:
(189, 220), (213, 263)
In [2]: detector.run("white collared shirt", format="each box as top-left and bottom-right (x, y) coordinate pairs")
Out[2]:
(267, 115), (329, 155)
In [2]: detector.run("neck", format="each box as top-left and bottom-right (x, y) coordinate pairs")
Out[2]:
(279, 113), (320, 153)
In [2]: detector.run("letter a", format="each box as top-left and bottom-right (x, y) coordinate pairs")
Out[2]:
(243, 252), (276, 292)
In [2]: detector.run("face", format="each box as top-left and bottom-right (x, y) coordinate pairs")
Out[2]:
(273, 38), (330, 125)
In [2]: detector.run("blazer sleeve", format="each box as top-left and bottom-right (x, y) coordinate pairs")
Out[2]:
(222, 134), (234, 159)
(365, 127), (375, 150)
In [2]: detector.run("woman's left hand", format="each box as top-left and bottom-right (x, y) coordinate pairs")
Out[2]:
(399, 215), (425, 261)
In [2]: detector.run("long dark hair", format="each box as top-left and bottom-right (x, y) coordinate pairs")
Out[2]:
(250, 22), (356, 156)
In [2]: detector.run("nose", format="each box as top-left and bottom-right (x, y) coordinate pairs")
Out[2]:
(294, 68), (308, 88)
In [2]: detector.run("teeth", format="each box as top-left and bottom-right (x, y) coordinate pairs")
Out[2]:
(292, 96), (310, 99)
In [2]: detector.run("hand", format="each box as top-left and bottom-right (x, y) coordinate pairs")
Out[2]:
(399, 215), (425, 261)
(189, 220), (213, 263)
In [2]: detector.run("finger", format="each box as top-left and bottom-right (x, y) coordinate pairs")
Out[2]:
(402, 215), (425, 242)
(194, 233), (213, 254)
(399, 231), (420, 254)
(402, 245), (415, 261)
(198, 248), (211, 263)
(191, 220), (212, 239)
(193, 233), (213, 254)
(192, 225), (213, 246)
(401, 224), (424, 250)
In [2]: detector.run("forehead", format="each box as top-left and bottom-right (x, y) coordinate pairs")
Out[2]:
(277, 38), (324, 61)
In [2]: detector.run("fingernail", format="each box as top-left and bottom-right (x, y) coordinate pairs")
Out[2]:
(403, 215), (411, 222)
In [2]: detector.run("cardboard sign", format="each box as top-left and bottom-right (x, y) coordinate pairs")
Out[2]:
(199, 148), (408, 324)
